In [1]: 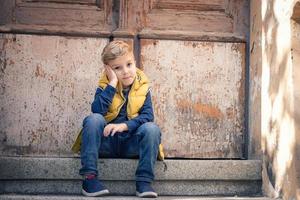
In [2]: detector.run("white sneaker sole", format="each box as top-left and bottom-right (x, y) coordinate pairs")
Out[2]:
(82, 188), (109, 197)
(136, 191), (158, 198)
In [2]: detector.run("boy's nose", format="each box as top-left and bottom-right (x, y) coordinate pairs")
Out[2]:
(122, 66), (129, 74)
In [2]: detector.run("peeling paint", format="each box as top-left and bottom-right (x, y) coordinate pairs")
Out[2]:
(0, 33), (108, 156)
(0, 58), (6, 74)
(35, 64), (46, 78)
(177, 99), (223, 118)
(141, 39), (245, 158)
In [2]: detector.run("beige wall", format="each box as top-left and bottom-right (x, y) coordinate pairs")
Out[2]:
(292, 18), (300, 189)
(250, 0), (300, 199)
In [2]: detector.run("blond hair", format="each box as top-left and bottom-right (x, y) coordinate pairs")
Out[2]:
(101, 40), (133, 65)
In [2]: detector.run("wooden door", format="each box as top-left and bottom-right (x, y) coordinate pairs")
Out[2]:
(114, 0), (248, 158)
(0, 0), (248, 159)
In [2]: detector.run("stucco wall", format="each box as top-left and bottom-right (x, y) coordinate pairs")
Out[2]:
(292, 18), (300, 188)
(250, 0), (300, 199)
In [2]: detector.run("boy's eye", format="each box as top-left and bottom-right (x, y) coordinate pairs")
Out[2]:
(114, 66), (120, 70)
(127, 63), (132, 67)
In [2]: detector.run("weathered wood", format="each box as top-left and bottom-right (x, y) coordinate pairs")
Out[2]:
(16, 7), (104, 26)
(140, 39), (245, 158)
(153, 0), (225, 11)
(138, 29), (245, 42)
(0, 34), (108, 156)
(112, 29), (136, 38)
(115, 0), (248, 41)
(225, 0), (249, 39)
(0, 0), (15, 25)
(0, 24), (112, 37)
(146, 9), (233, 33)
(0, 0), (249, 159)
(0, 0), (113, 35)
(292, 2), (300, 23)
(16, 0), (100, 8)
(20, 0), (96, 5)
(1, 0), (249, 39)
(248, 0), (262, 159)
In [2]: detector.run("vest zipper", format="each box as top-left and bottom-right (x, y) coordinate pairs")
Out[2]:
(116, 90), (126, 118)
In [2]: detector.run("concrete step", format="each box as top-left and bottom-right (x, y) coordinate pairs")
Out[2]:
(0, 194), (273, 200)
(0, 157), (262, 196)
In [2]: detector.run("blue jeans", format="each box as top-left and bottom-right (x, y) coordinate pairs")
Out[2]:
(79, 113), (161, 183)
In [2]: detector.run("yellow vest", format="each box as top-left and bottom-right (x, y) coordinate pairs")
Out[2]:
(71, 68), (164, 160)
(99, 68), (149, 122)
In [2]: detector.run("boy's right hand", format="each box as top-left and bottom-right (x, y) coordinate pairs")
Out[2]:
(103, 123), (128, 137)
(105, 65), (118, 88)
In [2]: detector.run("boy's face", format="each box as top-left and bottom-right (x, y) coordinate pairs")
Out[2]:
(108, 52), (137, 88)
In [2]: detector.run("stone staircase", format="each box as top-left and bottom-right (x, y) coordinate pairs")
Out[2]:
(0, 157), (270, 199)
(0, 195), (273, 200)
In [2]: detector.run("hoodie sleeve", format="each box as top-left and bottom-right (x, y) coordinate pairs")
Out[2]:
(124, 91), (154, 133)
(91, 84), (116, 115)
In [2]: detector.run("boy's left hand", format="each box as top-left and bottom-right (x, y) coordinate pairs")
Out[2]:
(103, 123), (128, 137)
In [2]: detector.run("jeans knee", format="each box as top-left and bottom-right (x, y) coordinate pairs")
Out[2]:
(138, 122), (161, 141)
(83, 113), (106, 128)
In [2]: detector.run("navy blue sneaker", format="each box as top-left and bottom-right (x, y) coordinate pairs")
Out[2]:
(82, 176), (109, 197)
(136, 181), (158, 198)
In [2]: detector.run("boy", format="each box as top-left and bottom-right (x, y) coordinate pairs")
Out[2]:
(72, 40), (163, 198)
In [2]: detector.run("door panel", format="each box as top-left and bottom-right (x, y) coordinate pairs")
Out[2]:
(0, 34), (108, 156)
(0, 0), (113, 35)
(141, 39), (245, 158)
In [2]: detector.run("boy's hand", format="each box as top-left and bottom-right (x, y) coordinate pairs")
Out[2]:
(103, 123), (128, 137)
(105, 65), (118, 88)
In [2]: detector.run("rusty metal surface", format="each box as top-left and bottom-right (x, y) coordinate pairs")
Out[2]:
(0, 34), (108, 156)
(140, 39), (245, 158)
